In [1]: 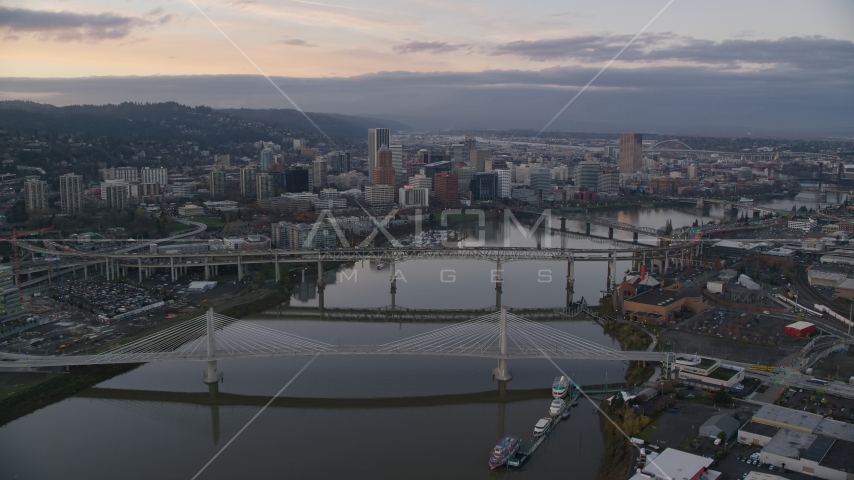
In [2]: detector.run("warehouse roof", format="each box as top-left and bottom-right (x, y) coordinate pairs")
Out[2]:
(626, 289), (682, 307)
(763, 429), (817, 458)
(753, 404), (823, 432)
(814, 418), (854, 442)
(820, 439), (854, 470)
(739, 421), (780, 437)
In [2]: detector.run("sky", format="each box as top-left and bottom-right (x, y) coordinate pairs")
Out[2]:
(1, 0), (853, 136)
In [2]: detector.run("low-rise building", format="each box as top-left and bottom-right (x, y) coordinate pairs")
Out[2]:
(699, 413), (741, 440)
(621, 290), (707, 325)
(808, 270), (846, 288)
(178, 204), (204, 216)
(628, 448), (719, 480)
(673, 355), (745, 390)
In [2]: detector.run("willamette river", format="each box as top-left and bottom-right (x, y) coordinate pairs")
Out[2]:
(0, 198), (830, 480)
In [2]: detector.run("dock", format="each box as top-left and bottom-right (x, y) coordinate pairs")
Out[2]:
(506, 388), (581, 469)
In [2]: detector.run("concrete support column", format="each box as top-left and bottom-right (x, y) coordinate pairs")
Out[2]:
(84, 265), (88, 281)
(633, 232), (639, 243)
(494, 260), (502, 310)
(204, 257), (210, 281)
(275, 255), (280, 283)
(681, 249), (685, 270)
(608, 251), (617, 292)
(170, 256), (175, 282)
(237, 255), (243, 281)
(585, 223), (591, 235)
(565, 258), (574, 309)
(106, 259), (111, 282)
(390, 258), (396, 312)
(138, 258), (143, 284)
(608, 227), (614, 239)
(317, 260), (325, 312)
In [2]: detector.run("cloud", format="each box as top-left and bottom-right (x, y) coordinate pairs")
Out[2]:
(1, 62), (851, 136)
(490, 34), (854, 70)
(392, 41), (466, 54)
(280, 38), (316, 47)
(0, 6), (168, 42)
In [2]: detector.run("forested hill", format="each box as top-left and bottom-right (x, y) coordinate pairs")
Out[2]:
(0, 101), (407, 142)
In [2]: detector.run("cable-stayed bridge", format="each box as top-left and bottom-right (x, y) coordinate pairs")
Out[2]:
(0, 309), (671, 379)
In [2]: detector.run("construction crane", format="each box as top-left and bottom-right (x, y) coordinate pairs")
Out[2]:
(0, 226), (55, 303)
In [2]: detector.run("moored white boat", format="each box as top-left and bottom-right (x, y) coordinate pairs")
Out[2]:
(549, 399), (566, 417)
(533, 417), (552, 437)
(552, 376), (570, 398)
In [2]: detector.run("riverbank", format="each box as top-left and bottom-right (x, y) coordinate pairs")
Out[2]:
(0, 284), (289, 427)
(0, 363), (140, 427)
(597, 315), (655, 480)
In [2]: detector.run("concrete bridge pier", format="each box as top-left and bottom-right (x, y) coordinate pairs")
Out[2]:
(565, 258), (574, 308)
(317, 261), (325, 313)
(170, 257), (176, 282)
(208, 382), (221, 446)
(390, 258), (397, 313)
(585, 223), (591, 236)
(608, 227), (614, 239)
(560, 217), (566, 232)
(607, 251), (617, 292)
(204, 258), (210, 281)
(237, 255), (243, 281)
(492, 308), (512, 381)
(84, 265), (88, 280)
(274, 255), (280, 283)
(495, 260), (503, 310)
(633, 232), (639, 243)
(138, 258), (143, 283)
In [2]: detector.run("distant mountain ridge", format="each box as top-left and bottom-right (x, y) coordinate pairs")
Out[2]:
(218, 108), (409, 141)
(0, 101), (408, 142)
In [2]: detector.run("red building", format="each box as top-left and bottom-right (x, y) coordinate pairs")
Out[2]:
(784, 321), (816, 337)
(433, 171), (458, 205)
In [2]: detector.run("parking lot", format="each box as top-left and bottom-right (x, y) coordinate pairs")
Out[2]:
(776, 386), (854, 423)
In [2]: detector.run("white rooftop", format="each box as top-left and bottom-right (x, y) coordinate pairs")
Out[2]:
(640, 448), (713, 480)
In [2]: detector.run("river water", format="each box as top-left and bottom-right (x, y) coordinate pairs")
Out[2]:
(0, 198), (819, 480)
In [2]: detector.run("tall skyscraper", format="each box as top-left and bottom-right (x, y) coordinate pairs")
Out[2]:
(462, 135), (477, 158)
(0, 265), (25, 325)
(367, 128), (390, 183)
(256, 173), (274, 200)
(619, 133), (643, 173)
(104, 183), (129, 210)
(24, 178), (48, 213)
(373, 144), (395, 187)
(433, 172), (458, 205)
(312, 157), (328, 191)
(417, 149), (430, 164)
(390, 144), (404, 182)
(470, 149), (490, 172)
(240, 165), (258, 198)
(59, 173), (83, 215)
(209, 170), (226, 200)
(470, 172), (498, 202)
(495, 169), (511, 200)
(260, 148), (275, 172)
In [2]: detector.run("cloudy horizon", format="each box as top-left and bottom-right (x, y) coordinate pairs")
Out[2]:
(1, 1), (853, 137)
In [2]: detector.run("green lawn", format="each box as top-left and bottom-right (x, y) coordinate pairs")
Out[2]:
(188, 217), (225, 227)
